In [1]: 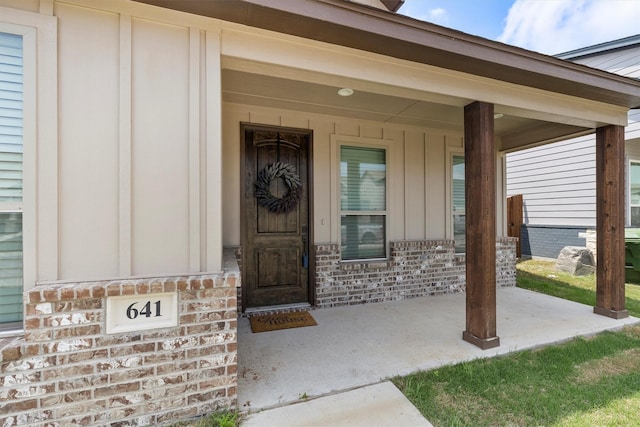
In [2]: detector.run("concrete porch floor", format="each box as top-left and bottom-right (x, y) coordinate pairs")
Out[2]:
(238, 287), (639, 417)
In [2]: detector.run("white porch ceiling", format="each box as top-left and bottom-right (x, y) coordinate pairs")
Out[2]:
(221, 68), (589, 152)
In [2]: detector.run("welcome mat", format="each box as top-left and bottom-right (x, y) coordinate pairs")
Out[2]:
(249, 311), (317, 333)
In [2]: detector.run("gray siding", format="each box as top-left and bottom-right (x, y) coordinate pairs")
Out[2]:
(506, 39), (640, 234)
(506, 135), (596, 226)
(571, 47), (640, 78)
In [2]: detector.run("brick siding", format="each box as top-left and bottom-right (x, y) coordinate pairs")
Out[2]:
(315, 238), (517, 308)
(496, 237), (518, 287)
(0, 271), (239, 426)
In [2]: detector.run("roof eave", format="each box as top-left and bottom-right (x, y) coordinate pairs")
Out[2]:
(136, 0), (640, 109)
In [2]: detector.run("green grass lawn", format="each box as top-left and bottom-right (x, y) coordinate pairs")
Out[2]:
(394, 259), (640, 427)
(517, 259), (640, 318)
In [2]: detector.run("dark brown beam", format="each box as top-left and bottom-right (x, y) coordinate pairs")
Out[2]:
(463, 101), (500, 350)
(595, 125), (629, 319)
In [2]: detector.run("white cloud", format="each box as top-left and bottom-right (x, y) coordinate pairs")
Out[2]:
(498, 0), (640, 55)
(409, 6), (449, 25)
(429, 7), (448, 21)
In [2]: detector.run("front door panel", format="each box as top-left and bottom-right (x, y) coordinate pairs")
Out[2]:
(242, 125), (311, 309)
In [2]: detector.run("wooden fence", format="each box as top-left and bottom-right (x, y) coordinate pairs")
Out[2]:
(507, 194), (523, 258)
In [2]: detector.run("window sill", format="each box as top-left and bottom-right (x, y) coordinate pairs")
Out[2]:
(339, 258), (390, 270)
(0, 328), (23, 339)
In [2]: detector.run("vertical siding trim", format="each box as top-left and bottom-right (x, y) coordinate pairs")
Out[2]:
(423, 133), (429, 236)
(118, 14), (132, 276)
(205, 30), (222, 272)
(3, 5), (58, 284)
(403, 133), (409, 240)
(329, 134), (339, 244)
(188, 28), (201, 272)
(21, 28), (38, 288)
(36, 14), (58, 282)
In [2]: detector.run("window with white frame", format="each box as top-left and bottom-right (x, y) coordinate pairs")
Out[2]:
(452, 155), (465, 253)
(340, 145), (387, 260)
(0, 31), (24, 331)
(630, 161), (640, 227)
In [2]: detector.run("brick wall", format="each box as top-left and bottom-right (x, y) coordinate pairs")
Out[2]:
(0, 272), (239, 426)
(496, 237), (517, 287)
(315, 238), (517, 308)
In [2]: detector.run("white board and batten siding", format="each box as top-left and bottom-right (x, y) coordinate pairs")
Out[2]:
(222, 103), (471, 246)
(52, 2), (224, 281)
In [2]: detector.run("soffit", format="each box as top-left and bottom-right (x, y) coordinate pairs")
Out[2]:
(222, 69), (589, 151)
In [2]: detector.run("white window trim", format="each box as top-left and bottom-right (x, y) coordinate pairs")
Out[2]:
(445, 145), (464, 245)
(628, 158), (640, 228)
(330, 135), (392, 261)
(1, 8), (58, 335)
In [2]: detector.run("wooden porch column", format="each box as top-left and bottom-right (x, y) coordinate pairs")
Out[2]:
(462, 101), (500, 350)
(595, 125), (629, 319)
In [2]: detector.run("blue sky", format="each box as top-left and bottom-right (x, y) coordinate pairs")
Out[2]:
(398, 0), (640, 55)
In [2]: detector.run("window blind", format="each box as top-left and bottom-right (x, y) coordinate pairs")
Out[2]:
(0, 32), (23, 202)
(340, 146), (386, 260)
(452, 155), (465, 253)
(0, 32), (23, 329)
(0, 213), (23, 325)
(340, 146), (386, 211)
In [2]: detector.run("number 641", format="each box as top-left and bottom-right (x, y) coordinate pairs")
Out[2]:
(126, 301), (161, 319)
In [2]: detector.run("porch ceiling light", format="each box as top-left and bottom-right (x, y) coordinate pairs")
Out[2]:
(494, 113), (504, 119)
(338, 88), (354, 97)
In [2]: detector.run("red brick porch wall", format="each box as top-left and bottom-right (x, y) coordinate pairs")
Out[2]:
(0, 273), (239, 426)
(315, 238), (517, 308)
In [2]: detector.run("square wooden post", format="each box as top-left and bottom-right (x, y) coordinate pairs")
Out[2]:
(462, 101), (500, 349)
(595, 125), (629, 319)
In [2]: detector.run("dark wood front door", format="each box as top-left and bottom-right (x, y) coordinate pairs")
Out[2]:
(242, 124), (312, 309)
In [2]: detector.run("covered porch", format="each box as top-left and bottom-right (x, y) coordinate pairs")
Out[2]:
(238, 287), (639, 412)
(137, 0), (640, 351)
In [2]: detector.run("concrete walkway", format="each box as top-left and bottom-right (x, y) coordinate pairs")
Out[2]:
(242, 381), (432, 426)
(238, 287), (639, 425)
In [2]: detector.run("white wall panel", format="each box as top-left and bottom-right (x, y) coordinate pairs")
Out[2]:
(221, 107), (245, 247)
(404, 131), (425, 239)
(131, 18), (190, 275)
(310, 119), (334, 244)
(387, 127), (404, 241)
(57, 3), (119, 279)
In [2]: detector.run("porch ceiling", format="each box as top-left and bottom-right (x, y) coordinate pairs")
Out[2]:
(222, 69), (588, 151)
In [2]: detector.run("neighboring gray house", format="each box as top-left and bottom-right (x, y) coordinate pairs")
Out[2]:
(506, 34), (640, 259)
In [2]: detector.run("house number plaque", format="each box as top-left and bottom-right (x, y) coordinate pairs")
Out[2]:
(106, 292), (178, 334)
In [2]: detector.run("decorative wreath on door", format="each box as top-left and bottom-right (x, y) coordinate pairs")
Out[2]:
(255, 161), (303, 213)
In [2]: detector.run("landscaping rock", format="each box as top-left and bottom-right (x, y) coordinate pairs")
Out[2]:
(555, 246), (596, 276)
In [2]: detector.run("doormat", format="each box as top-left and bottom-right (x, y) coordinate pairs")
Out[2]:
(249, 311), (317, 333)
